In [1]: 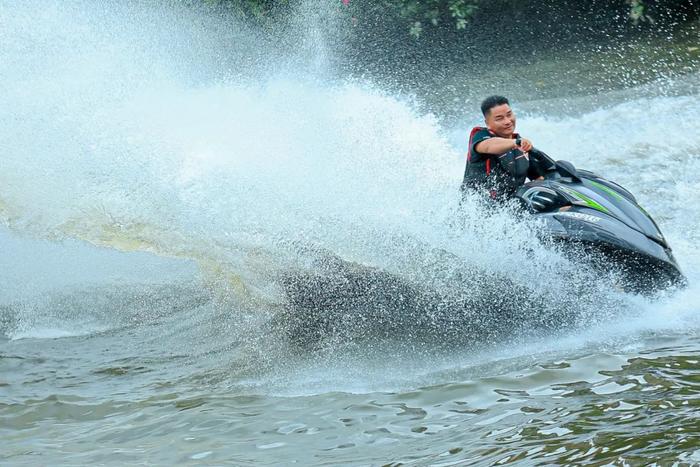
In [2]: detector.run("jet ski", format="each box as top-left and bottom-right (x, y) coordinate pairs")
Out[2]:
(274, 152), (685, 350)
(516, 150), (686, 293)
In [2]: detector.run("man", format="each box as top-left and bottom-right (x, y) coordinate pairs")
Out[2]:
(461, 95), (545, 201)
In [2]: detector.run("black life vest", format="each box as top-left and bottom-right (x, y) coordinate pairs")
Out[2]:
(461, 127), (529, 199)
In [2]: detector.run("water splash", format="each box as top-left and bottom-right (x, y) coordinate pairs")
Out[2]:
(0, 1), (697, 393)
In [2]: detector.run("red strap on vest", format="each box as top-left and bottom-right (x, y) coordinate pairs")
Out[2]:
(466, 126), (484, 163)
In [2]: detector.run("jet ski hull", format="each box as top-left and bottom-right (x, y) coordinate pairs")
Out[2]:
(537, 209), (685, 292)
(516, 155), (686, 293)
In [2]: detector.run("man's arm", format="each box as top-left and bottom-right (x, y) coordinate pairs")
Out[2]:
(475, 137), (533, 155)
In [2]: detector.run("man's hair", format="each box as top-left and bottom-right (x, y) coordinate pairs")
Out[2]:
(481, 95), (509, 116)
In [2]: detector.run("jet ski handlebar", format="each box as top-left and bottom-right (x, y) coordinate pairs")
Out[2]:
(529, 148), (582, 182)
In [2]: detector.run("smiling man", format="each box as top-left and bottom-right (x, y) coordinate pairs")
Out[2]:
(461, 95), (544, 201)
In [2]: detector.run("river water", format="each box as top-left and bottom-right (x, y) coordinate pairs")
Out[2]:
(2, 1), (700, 465)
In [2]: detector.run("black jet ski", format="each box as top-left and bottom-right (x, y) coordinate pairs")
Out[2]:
(516, 150), (686, 292)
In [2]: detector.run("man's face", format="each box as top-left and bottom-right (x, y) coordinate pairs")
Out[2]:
(485, 104), (516, 138)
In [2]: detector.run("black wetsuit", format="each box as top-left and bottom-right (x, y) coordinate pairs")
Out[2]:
(461, 127), (545, 201)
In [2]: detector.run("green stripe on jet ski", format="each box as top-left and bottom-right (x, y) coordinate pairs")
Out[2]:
(589, 180), (654, 218)
(561, 187), (610, 214)
(589, 180), (623, 201)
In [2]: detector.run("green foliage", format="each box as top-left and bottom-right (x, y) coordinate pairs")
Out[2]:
(379, 0), (479, 37)
(196, 0), (686, 35)
(379, 0), (657, 37)
(627, 0), (653, 24)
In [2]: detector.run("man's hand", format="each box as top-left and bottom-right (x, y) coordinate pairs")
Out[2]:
(517, 138), (533, 152)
